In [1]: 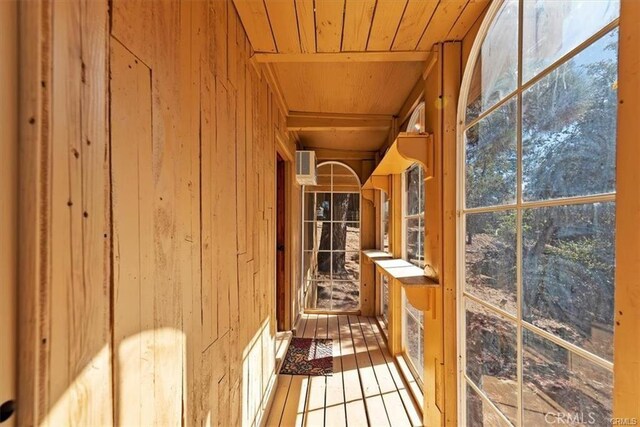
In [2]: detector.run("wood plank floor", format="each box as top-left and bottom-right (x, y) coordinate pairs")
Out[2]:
(266, 314), (423, 427)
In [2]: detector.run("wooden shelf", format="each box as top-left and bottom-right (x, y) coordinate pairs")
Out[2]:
(363, 132), (433, 194)
(369, 257), (439, 312)
(362, 249), (394, 263)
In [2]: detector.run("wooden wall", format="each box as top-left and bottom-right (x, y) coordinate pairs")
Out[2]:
(614, 0), (640, 419)
(1, 1), (18, 426)
(19, 0), (298, 425)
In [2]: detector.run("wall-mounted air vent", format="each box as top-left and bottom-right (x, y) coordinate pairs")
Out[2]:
(295, 151), (317, 185)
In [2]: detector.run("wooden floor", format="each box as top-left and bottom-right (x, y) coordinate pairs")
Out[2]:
(266, 314), (423, 427)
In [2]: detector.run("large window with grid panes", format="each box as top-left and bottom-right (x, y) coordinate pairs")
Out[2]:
(401, 100), (427, 385)
(303, 162), (361, 311)
(459, 0), (619, 425)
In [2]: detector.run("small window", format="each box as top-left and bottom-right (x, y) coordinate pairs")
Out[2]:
(407, 102), (426, 133)
(404, 293), (424, 383)
(403, 164), (424, 267)
(381, 192), (390, 253)
(380, 275), (390, 335)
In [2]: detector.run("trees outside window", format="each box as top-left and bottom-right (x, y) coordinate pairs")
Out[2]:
(460, 1), (619, 425)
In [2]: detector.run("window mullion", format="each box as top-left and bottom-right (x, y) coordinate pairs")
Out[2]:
(516, 0), (524, 425)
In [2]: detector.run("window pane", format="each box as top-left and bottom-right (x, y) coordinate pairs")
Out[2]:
(381, 275), (389, 330)
(466, 383), (511, 427)
(465, 0), (519, 123)
(465, 98), (517, 208)
(317, 163), (332, 176)
(404, 297), (424, 380)
(303, 251), (313, 284)
(330, 223), (359, 251)
(405, 165), (423, 216)
(405, 217), (424, 268)
(303, 221), (314, 251)
(312, 281), (332, 310)
(523, 29), (619, 201)
(304, 193), (315, 220)
(382, 193), (390, 252)
(316, 220), (331, 254)
(523, 329), (613, 426)
(331, 281), (359, 311)
(523, 0), (620, 83)
(523, 203), (615, 361)
(333, 193), (359, 222)
(332, 252), (359, 281)
(465, 300), (518, 425)
(465, 211), (517, 314)
(315, 251), (331, 280)
(315, 193), (331, 221)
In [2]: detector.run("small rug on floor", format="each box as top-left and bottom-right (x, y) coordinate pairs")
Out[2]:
(279, 338), (333, 376)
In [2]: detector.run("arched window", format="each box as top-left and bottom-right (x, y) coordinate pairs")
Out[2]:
(303, 162), (361, 311)
(459, 1), (619, 425)
(406, 101), (425, 133)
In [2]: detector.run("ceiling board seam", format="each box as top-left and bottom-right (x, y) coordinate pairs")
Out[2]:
(339, 0), (346, 52)
(415, 0), (443, 50)
(389, 0), (410, 52)
(262, 0), (279, 52)
(312, 0), (318, 53)
(364, 0), (380, 51)
(444, 0), (471, 40)
(293, 0), (304, 54)
(457, 0), (491, 41)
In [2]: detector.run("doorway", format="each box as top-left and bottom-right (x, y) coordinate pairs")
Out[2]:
(276, 154), (286, 331)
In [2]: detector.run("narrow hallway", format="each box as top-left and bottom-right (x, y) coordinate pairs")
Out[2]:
(267, 314), (422, 426)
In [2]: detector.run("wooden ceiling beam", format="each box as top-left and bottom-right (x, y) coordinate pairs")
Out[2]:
(287, 112), (393, 131)
(252, 51), (431, 63)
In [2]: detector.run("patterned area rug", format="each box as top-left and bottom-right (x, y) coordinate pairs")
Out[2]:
(279, 338), (333, 376)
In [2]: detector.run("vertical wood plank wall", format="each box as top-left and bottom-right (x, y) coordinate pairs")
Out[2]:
(614, 0), (640, 419)
(0, 2), (18, 426)
(19, 0), (299, 425)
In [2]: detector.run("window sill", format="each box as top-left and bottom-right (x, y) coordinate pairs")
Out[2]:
(363, 254), (439, 311)
(361, 249), (393, 263)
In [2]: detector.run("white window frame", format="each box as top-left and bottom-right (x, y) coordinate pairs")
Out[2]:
(380, 190), (390, 253)
(402, 164), (425, 268)
(402, 290), (425, 388)
(400, 161), (426, 390)
(456, 1), (619, 425)
(302, 161), (362, 312)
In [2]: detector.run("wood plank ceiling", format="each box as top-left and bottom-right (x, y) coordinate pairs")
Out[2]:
(233, 0), (489, 153)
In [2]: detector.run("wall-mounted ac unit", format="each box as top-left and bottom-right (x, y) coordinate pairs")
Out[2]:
(296, 150), (317, 185)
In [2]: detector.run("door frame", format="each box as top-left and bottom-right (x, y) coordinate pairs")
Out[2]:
(274, 134), (296, 331)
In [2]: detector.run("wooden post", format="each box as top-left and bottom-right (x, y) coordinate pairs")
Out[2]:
(613, 0), (640, 420)
(18, 1), (51, 424)
(422, 43), (443, 427)
(441, 41), (462, 427)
